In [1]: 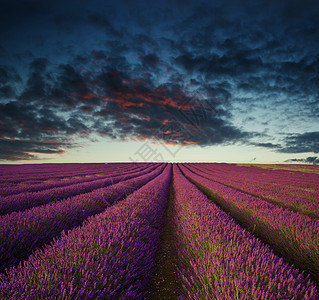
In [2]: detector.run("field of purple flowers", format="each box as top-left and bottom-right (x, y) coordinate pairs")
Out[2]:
(0, 162), (318, 299)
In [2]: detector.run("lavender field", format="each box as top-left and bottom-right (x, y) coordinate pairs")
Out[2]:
(0, 163), (319, 299)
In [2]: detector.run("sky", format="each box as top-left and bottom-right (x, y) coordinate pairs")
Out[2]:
(0, 0), (318, 164)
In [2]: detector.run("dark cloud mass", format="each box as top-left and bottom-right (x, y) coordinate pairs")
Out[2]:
(87, 14), (123, 38)
(0, 0), (318, 160)
(279, 132), (319, 154)
(285, 156), (319, 165)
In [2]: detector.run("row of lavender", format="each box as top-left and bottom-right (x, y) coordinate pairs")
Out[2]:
(186, 163), (319, 219)
(0, 163), (318, 298)
(0, 163), (145, 186)
(0, 163), (111, 182)
(0, 163), (156, 215)
(202, 163), (319, 192)
(170, 164), (318, 299)
(0, 164), (172, 299)
(0, 163), (146, 187)
(0, 163), (146, 196)
(272, 164), (319, 173)
(0, 163), (165, 273)
(180, 164), (319, 284)
(0, 162), (124, 177)
(225, 163), (319, 195)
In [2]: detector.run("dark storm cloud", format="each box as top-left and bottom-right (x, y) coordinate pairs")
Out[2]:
(171, 0), (319, 97)
(0, 85), (15, 99)
(50, 64), (93, 107)
(0, 101), (86, 137)
(19, 58), (49, 101)
(141, 53), (160, 68)
(90, 64), (251, 146)
(175, 51), (264, 77)
(0, 139), (72, 161)
(0, 65), (21, 99)
(252, 142), (281, 149)
(87, 14), (123, 38)
(1, 0), (319, 160)
(251, 132), (319, 154)
(1, 46), (250, 160)
(18, 59), (95, 108)
(285, 156), (319, 165)
(0, 68), (9, 84)
(279, 132), (319, 154)
(0, 99), (88, 160)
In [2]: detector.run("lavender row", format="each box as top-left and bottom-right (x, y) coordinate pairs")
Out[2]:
(0, 169), (108, 186)
(0, 163), (146, 192)
(171, 165), (318, 299)
(0, 163), (114, 179)
(0, 163), (159, 215)
(200, 163), (319, 190)
(249, 181), (318, 200)
(0, 163), (166, 273)
(0, 164), (171, 299)
(180, 164), (319, 284)
(0, 163), (144, 185)
(0, 162), (130, 176)
(0, 174), (106, 197)
(202, 163), (319, 191)
(0, 163), (150, 197)
(200, 163), (319, 199)
(187, 164), (319, 219)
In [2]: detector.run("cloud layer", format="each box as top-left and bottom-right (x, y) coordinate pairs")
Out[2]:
(0, 0), (318, 160)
